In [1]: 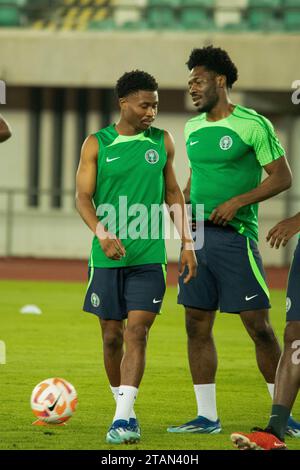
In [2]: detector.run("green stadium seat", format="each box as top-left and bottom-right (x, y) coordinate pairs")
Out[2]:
(181, 0), (214, 6)
(248, 0), (281, 6)
(0, 0), (23, 4)
(147, 6), (178, 29)
(23, 0), (42, 4)
(0, 3), (21, 26)
(283, 10), (300, 30)
(119, 19), (149, 30)
(222, 20), (248, 31)
(283, 0), (300, 32)
(148, 0), (181, 6)
(282, 0), (300, 6)
(88, 18), (116, 30)
(247, 9), (281, 30)
(180, 7), (214, 29)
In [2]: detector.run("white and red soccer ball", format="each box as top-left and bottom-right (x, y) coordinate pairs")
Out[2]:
(31, 377), (77, 425)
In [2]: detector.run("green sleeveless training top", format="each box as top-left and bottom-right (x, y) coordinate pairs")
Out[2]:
(185, 104), (285, 242)
(90, 124), (168, 268)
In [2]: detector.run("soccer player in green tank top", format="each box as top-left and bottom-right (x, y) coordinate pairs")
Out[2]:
(76, 70), (197, 444)
(168, 45), (300, 437)
(0, 114), (12, 142)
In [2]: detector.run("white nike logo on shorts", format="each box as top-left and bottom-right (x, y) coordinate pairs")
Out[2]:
(190, 141), (199, 146)
(245, 294), (259, 301)
(153, 298), (162, 304)
(106, 157), (120, 162)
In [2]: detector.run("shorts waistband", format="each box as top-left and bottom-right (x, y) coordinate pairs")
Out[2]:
(200, 220), (237, 232)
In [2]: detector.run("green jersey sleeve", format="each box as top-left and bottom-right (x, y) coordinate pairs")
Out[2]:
(251, 116), (285, 167)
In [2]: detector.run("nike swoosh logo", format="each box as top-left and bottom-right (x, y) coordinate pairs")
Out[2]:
(245, 294), (259, 301)
(106, 157), (120, 162)
(48, 393), (62, 412)
(153, 299), (162, 304)
(270, 415), (278, 418)
(118, 392), (124, 396)
(190, 141), (199, 146)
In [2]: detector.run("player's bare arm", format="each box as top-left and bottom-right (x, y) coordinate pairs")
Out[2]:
(266, 212), (300, 249)
(209, 156), (292, 225)
(0, 114), (12, 142)
(183, 169), (192, 203)
(76, 135), (125, 260)
(163, 130), (197, 283)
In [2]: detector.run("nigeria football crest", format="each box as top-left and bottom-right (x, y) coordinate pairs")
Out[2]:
(91, 293), (100, 308)
(145, 149), (159, 164)
(219, 136), (233, 150)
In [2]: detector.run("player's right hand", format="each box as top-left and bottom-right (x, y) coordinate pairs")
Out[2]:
(179, 243), (198, 284)
(266, 213), (300, 249)
(96, 223), (126, 260)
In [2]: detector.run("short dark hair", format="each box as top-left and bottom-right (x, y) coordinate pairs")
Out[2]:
(186, 45), (238, 88)
(116, 70), (158, 98)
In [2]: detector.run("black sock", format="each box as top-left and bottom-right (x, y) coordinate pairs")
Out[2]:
(267, 404), (290, 441)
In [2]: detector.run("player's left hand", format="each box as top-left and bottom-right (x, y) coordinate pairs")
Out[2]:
(209, 198), (241, 226)
(179, 243), (197, 284)
(266, 214), (300, 249)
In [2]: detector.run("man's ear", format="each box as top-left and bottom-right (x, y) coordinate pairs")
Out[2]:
(216, 75), (226, 89)
(119, 97), (127, 109)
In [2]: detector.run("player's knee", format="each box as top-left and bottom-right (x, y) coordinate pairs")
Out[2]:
(103, 330), (123, 351)
(185, 314), (212, 341)
(124, 324), (148, 346)
(250, 322), (275, 344)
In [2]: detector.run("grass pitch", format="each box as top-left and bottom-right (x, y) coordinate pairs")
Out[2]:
(0, 280), (299, 450)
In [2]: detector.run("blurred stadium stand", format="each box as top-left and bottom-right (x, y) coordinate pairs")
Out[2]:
(0, 0), (300, 266)
(0, 0), (300, 31)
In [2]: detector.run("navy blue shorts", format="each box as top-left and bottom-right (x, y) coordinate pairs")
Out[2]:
(178, 225), (271, 314)
(83, 264), (167, 320)
(286, 240), (300, 322)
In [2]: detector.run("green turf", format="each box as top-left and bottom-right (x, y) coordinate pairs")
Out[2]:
(0, 280), (299, 450)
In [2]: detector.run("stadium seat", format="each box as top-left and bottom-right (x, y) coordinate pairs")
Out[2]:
(214, 0), (246, 31)
(283, 10), (300, 30)
(282, 0), (300, 5)
(88, 18), (116, 29)
(180, 7), (214, 29)
(148, 0), (181, 6)
(248, 0), (282, 6)
(181, 0), (215, 6)
(119, 19), (149, 30)
(247, 8), (281, 30)
(222, 20), (248, 31)
(147, 6), (178, 29)
(0, 1), (22, 26)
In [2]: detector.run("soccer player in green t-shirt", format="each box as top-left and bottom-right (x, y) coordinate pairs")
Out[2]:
(76, 70), (197, 444)
(0, 114), (11, 142)
(168, 46), (300, 436)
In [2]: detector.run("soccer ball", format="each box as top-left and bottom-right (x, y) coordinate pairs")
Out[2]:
(30, 377), (78, 425)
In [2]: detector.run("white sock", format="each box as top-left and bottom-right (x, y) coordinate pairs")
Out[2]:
(110, 385), (136, 420)
(267, 383), (275, 399)
(110, 385), (119, 403)
(194, 384), (218, 422)
(113, 385), (138, 423)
